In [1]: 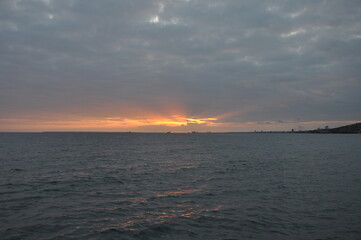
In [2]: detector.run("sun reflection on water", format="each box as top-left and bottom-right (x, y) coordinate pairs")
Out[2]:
(112, 204), (224, 231)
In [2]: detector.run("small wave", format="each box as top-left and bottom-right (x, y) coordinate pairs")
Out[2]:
(87, 228), (134, 240)
(133, 223), (197, 240)
(10, 168), (25, 172)
(156, 189), (201, 198)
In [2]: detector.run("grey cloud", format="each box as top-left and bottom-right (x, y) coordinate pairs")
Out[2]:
(1, 0), (360, 126)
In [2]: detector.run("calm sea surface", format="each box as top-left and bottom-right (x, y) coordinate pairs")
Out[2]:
(0, 133), (360, 240)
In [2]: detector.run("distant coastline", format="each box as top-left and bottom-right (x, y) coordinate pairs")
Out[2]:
(253, 122), (361, 134)
(307, 122), (361, 134)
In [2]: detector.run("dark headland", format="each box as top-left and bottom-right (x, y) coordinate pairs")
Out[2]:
(308, 122), (361, 134)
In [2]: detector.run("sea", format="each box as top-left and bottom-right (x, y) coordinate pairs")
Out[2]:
(0, 132), (360, 240)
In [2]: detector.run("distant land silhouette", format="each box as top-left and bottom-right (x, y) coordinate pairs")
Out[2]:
(309, 122), (361, 134)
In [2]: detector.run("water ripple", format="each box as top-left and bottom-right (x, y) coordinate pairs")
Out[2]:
(1, 133), (361, 239)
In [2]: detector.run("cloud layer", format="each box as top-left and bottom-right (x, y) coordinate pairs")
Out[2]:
(1, 0), (360, 131)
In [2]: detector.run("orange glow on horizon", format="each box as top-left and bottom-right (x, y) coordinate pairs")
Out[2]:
(0, 114), (359, 132)
(0, 115), (220, 131)
(102, 116), (218, 127)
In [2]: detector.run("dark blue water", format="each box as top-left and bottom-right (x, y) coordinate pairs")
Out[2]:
(1, 133), (360, 240)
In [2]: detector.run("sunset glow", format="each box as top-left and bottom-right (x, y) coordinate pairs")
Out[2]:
(0, 116), (358, 132)
(0, 115), (221, 132)
(105, 116), (219, 127)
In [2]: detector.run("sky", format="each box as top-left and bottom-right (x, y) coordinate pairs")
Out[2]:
(1, 0), (360, 132)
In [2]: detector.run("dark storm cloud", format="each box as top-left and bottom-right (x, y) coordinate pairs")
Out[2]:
(1, 0), (360, 125)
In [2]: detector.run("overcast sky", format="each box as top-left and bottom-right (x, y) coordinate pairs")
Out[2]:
(1, 0), (360, 132)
